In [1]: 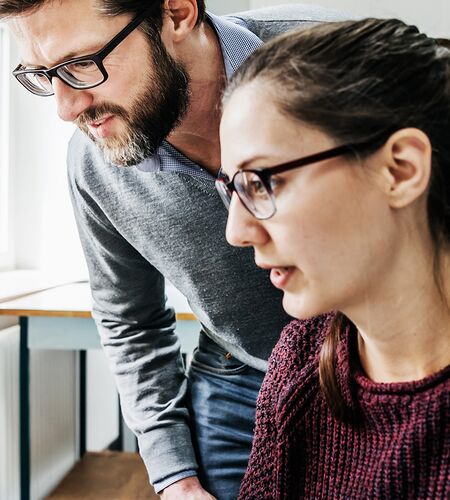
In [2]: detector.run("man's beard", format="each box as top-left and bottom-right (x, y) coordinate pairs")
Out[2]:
(76, 35), (190, 167)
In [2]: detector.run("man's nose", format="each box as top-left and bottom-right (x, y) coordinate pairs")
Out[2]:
(225, 194), (269, 248)
(52, 78), (93, 122)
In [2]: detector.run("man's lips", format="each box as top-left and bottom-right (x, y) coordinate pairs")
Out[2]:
(86, 115), (115, 139)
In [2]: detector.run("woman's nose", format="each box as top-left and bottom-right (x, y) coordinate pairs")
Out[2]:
(225, 194), (269, 248)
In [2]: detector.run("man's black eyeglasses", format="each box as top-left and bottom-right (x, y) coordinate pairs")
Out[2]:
(13, 9), (150, 97)
(215, 141), (374, 220)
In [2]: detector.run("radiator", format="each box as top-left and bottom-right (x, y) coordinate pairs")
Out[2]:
(0, 325), (78, 500)
(0, 326), (20, 500)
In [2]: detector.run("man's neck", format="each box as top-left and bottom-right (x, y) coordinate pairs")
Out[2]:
(167, 20), (226, 176)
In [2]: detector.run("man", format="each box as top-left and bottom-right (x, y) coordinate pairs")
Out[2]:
(3, 1), (346, 498)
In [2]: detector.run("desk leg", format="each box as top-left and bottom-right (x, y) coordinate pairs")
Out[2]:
(117, 397), (137, 452)
(79, 350), (87, 457)
(19, 317), (30, 500)
(117, 397), (123, 451)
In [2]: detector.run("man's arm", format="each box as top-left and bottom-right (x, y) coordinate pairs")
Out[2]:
(67, 139), (199, 492)
(161, 477), (216, 499)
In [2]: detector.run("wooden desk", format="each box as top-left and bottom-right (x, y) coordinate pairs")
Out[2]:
(0, 280), (197, 319)
(0, 281), (199, 349)
(0, 270), (86, 303)
(0, 281), (200, 500)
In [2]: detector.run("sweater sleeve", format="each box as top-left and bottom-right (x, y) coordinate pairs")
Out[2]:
(238, 346), (284, 499)
(239, 316), (330, 499)
(67, 135), (198, 489)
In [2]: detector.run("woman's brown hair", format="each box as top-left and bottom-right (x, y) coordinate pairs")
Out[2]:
(225, 19), (450, 420)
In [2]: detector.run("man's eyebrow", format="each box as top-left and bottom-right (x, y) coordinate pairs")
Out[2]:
(58, 45), (103, 61)
(21, 44), (103, 68)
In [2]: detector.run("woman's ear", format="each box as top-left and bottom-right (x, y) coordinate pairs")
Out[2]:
(162, 0), (198, 43)
(377, 128), (432, 209)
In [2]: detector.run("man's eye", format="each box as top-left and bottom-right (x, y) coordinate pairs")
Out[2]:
(67, 60), (97, 72)
(32, 73), (48, 83)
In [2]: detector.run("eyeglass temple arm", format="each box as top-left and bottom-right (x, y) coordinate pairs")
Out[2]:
(91, 8), (153, 61)
(261, 144), (361, 178)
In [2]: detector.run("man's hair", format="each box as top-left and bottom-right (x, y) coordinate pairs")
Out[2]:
(0, 0), (206, 27)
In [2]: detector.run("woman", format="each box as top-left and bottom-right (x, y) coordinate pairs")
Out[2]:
(215, 19), (450, 499)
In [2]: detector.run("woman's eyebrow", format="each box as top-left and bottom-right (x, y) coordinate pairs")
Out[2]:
(236, 155), (271, 171)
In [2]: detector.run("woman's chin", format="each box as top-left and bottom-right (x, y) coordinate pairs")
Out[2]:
(282, 291), (325, 320)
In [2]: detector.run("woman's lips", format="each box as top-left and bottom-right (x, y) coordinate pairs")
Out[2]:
(270, 267), (294, 289)
(87, 115), (115, 139)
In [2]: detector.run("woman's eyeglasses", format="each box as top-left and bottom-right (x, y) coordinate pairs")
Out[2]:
(215, 141), (374, 220)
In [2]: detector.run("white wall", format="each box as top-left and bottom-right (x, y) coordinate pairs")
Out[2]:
(249, 0), (450, 37)
(9, 41), (87, 275)
(208, 0), (250, 15)
(0, 25), (14, 271)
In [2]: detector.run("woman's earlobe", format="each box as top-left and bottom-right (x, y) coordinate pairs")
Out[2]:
(382, 128), (432, 208)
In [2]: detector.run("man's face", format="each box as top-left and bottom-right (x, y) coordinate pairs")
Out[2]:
(11, 0), (190, 166)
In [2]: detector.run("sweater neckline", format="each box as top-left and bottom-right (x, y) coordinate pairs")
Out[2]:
(354, 363), (450, 395)
(340, 328), (450, 396)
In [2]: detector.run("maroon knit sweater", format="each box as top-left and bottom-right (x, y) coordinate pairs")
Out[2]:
(239, 315), (450, 499)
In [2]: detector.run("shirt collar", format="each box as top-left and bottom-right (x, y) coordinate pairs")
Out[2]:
(206, 12), (263, 80)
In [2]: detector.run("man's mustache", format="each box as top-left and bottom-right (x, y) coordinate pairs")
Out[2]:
(76, 103), (129, 126)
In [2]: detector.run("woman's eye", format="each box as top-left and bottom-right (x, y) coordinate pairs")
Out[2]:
(249, 178), (266, 195)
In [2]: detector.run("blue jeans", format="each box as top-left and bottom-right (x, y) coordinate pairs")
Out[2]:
(187, 332), (265, 500)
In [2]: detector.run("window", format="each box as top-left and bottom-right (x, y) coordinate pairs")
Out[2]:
(0, 24), (13, 270)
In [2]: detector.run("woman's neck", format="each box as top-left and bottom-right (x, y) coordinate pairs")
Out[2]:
(346, 253), (450, 383)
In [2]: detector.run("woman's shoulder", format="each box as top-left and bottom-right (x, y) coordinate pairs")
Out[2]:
(275, 314), (333, 362)
(266, 313), (334, 385)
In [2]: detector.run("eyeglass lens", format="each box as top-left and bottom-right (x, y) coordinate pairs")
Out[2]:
(238, 171), (275, 218)
(216, 172), (276, 219)
(16, 72), (52, 95)
(57, 60), (104, 87)
(215, 181), (232, 210)
(18, 60), (104, 96)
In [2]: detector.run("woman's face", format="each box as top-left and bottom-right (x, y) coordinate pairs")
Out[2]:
(220, 82), (401, 319)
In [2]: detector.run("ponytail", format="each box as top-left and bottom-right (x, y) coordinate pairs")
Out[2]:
(318, 312), (351, 421)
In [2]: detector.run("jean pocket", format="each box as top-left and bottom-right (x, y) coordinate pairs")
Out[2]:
(190, 335), (248, 376)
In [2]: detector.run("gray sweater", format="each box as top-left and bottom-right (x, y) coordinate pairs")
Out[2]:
(68, 4), (348, 489)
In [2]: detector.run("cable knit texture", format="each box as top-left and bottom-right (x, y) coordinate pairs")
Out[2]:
(239, 315), (450, 499)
